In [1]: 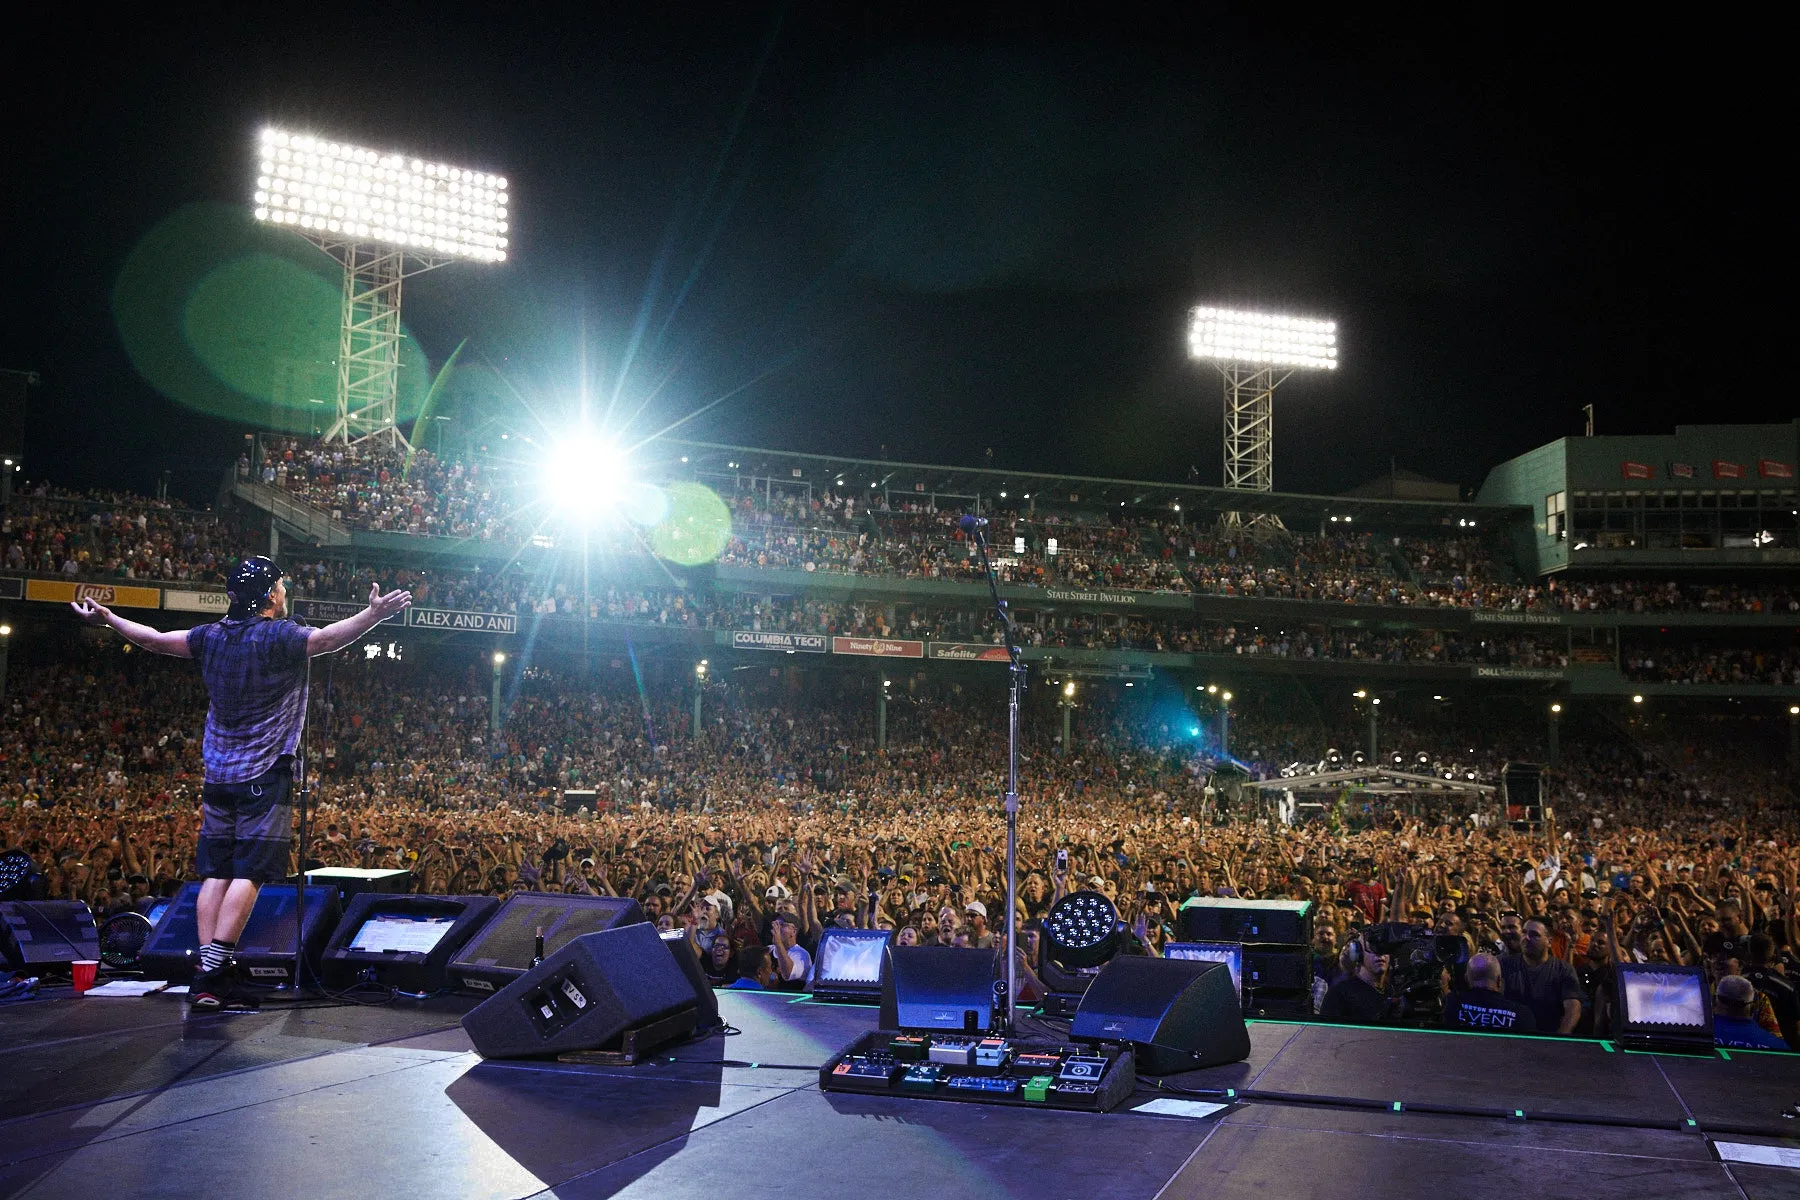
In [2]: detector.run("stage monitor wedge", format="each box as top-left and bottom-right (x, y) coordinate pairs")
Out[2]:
(880, 945), (994, 1033)
(321, 894), (499, 992)
(1071, 956), (1250, 1073)
(0, 901), (99, 971)
(659, 929), (723, 1033)
(810, 928), (891, 1004)
(138, 883), (340, 984)
(448, 893), (645, 994)
(462, 924), (698, 1059)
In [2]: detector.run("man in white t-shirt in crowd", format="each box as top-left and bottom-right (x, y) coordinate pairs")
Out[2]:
(965, 900), (995, 948)
(768, 911), (812, 991)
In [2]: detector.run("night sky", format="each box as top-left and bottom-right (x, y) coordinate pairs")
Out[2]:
(1, 7), (1782, 504)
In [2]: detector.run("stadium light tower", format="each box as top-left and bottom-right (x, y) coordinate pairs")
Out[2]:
(251, 127), (510, 447)
(1188, 305), (1338, 527)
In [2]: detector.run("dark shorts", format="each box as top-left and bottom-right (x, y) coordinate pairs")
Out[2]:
(196, 759), (294, 884)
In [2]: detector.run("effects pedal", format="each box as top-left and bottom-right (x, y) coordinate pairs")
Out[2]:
(1013, 1052), (1062, 1074)
(833, 1057), (902, 1083)
(1056, 1056), (1108, 1084)
(928, 1038), (977, 1067)
(900, 1063), (944, 1091)
(1022, 1075), (1054, 1102)
(948, 1075), (1018, 1096)
(1053, 1079), (1100, 1097)
(974, 1038), (1010, 1069)
(890, 1035), (930, 1062)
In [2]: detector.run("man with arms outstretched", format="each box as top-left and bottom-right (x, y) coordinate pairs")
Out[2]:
(73, 557), (410, 1008)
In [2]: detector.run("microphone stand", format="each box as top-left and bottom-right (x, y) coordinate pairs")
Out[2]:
(284, 614), (336, 997)
(964, 516), (1024, 1031)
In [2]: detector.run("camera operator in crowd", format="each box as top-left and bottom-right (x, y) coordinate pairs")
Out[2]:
(1319, 932), (1390, 1024)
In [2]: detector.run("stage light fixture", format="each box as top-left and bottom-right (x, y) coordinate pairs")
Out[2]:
(1188, 307), (1338, 370)
(542, 430), (629, 519)
(1042, 890), (1123, 970)
(253, 127), (508, 262)
(0, 849), (36, 901)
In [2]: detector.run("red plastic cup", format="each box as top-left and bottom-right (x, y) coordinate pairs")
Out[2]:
(72, 960), (99, 993)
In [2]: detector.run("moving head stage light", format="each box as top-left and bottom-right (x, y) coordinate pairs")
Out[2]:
(1039, 890), (1127, 1016)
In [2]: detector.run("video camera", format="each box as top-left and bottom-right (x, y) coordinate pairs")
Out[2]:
(1361, 921), (1469, 1022)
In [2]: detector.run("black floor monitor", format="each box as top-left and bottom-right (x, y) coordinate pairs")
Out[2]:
(321, 894), (500, 992)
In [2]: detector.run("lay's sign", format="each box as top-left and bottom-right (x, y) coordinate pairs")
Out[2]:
(25, 579), (163, 609)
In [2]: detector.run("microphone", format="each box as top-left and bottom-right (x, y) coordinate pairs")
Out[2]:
(959, 514), (988, 533)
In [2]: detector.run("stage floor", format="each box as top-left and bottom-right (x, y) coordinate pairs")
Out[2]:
(2, 987), (1798, 1200)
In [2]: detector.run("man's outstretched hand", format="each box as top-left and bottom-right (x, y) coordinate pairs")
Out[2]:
(70, 598), (114, 627)
(368, 583), (413, 621)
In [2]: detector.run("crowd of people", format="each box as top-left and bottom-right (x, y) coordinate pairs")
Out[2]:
(229, 435), (1800, 617)
(1623, 644), (1800, 687)
(3, 634), (1795, 1045)
(1, 484), (247, 584)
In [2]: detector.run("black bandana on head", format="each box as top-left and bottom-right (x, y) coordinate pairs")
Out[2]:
(226, 555), (282, 619)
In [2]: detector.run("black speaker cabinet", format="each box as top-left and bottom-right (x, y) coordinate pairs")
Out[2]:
(448, 893), (646, 994)
(879, 945), (995, 1033)
(660, 929), (723, 1033)
(1244, 946), (1313, 991)
(0, 901), (99, 970)
(461, 923), (698, 1059)
(320, 894), (499, 992)
(1178, 898), (1312, 946)
(138, 883), (340, 984)
(1071, 956), (1251, 1074)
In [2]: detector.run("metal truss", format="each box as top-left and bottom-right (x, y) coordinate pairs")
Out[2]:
(1219, 364), (1291, 531)
(303, 239), (445, 448)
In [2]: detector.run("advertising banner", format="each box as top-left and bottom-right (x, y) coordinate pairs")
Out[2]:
(163, 589), (230, 614)
(1713, 460), (1746, 479)
(24, 579), (161, 609)
(1620, 461), (1653, 480)
(831, 636), (924, 658)
(292, 598), (373, 623)
(1472, 665), (1567, 681)
(1469, 611), (1563, 627)
(1669, 462), (1695, 479)
(730, 630), (827, 653)
(1759, 459), (1794, 479)
(927, 641), (1010, 663)
(406, 608), (518, 635)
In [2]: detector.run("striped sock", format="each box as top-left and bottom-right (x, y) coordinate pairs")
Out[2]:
(199, 939), (237, 974)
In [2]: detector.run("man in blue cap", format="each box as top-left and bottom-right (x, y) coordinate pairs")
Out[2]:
(72, 558), (411, 1008)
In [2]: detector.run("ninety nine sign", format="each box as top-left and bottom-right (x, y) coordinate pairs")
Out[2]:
(25, 579), (161, 609)
(832, 636), (925, 658)
(927, 641), (1011, 663)
(407, 608), (518, 635)
(731, 631), (827, 653)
